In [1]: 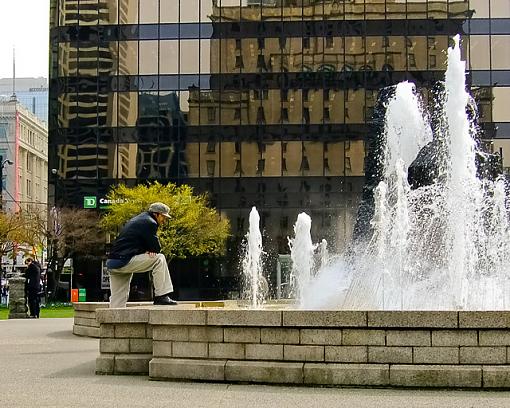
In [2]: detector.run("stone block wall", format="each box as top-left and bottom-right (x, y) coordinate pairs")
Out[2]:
(95, 307), (510, 388)
(95, 308), (152, 375)
(73, 301), (226, 338)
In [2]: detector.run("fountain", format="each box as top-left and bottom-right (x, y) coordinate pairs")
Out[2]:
(288, 212), (316, 307)
(241, 207), (265, 307)
(94, 36), (510, 388)
(298, 35), (509, 311)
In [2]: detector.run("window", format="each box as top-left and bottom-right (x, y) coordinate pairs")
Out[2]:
(234, 108), (241, 121)
(258, 38), (265, 49)
(326, 36), (334, 48)
(207, 108), (216, 123)
(492, 0), (510, 17)
(257, 159), (265, 174)
(206, 160), (215, 177)
(257, 55), (267, 71)
(235, 56), (244, 69)
(235, 142), (241, 154)
(303, 107), (310, 124)
(303, 89), (309, 102)
(236, 39), (241, 50)
(281, 89), (289, 102)
(279, 37), (286, 49)
(345, 157), (352, 171)
(429, 55), (437, 68)
(364, 106), (375, 121)
(257, 107), (266, 124)
(180, 40), (200, 74)
(408, 53), (416, 68)
(323, 107), (330, 122)
(303, 37), (310, 49)
(207, 141), (216, 153)
(234, 160), (242, 176)
(300, 157), (310, 171)
(26, 179), (32, 197)
(160, 41), (179, 74)
(26, 155), (33, 172)
(281, 108), (289, 123)
(324, 89), (330, 101)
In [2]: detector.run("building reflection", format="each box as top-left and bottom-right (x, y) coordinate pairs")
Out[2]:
(50, 0), (510, 298)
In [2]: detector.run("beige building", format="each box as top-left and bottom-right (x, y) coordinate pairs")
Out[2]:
(0, 99), (48, 214)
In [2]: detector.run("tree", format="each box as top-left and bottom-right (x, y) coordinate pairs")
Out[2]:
(45, 207), (104, 299)
(100, 182), (230, 259)
(0, 211), (32, 267)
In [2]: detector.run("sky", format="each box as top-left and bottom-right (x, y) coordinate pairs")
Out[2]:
(0, 0), (50, 79)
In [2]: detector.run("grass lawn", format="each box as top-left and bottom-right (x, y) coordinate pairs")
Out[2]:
(0, 306), (74, 319)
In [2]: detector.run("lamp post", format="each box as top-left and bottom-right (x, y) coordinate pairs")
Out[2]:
(0, 155), (14, 211)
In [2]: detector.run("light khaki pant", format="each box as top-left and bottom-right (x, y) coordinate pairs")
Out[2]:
(109, 253), (173, 308)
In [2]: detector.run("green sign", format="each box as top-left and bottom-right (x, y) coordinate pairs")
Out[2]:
(83, 196), (97, 209)
(78, 288), (86, 302)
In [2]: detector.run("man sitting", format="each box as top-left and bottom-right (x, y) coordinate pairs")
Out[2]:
(106, 202), (177, 308)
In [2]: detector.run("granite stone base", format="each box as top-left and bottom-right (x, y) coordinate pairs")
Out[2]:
(91, 304), (510, 389)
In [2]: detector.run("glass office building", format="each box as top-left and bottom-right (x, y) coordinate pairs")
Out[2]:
(49, 0), (510, 300)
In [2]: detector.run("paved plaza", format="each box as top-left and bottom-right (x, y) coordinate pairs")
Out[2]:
(3, 318), (510, 407)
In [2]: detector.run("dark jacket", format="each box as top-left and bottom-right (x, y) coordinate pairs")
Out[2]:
(25, 261), (41, 291)
(107, 212), (161, 263)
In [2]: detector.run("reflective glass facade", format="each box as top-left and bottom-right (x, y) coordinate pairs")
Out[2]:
(49, 0), (510, 299)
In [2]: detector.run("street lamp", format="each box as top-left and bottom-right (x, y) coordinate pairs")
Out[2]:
(0, 155), (14, 211)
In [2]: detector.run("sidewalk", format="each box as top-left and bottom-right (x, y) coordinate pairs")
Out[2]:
(3, 318), (510, 408)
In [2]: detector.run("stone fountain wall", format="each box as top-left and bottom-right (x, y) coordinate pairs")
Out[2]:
(95, 306), (510, 388)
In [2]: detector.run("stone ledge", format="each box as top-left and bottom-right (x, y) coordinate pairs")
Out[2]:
(74, 316), (100, 328)
(96, 354), (115, 375)
(304, 363), (389, 386)
(225, 360), (303, 384)
(74, 302), (152, 312)
(74, 310), (97, 319)
(368, 312), (458, 328)
(459, 312), (510, 329)
(483, 366), (510, 388)
(114, 354), (151, 375)
(96, 308), (149, 324)
(283, 311), (367, 327)
(207, 309), (282, 326)
(150, 358), (226, 381)
(149, 309), (206, 326)
(73, 325), (100, 338)
(390, 365), (482, 388)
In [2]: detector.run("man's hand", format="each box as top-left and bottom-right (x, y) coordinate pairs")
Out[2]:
(147, 252), (157, 257)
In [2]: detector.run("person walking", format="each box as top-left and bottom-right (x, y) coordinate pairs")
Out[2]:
(24, 258), (41, 318)
(106, 202), (177, 308)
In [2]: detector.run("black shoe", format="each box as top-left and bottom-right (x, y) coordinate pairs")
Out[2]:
(153, 295), (178, 306)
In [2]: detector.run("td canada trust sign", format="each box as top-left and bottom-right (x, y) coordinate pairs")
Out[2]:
(83, 196), (124, 209)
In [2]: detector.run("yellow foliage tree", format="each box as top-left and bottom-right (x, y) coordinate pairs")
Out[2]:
(0, 211), (31, 261)
(100, 182), (230, 259)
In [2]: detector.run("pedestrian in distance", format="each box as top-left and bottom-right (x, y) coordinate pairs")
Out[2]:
(24, 258), (42, 318)
(106, 202), (177, 308)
